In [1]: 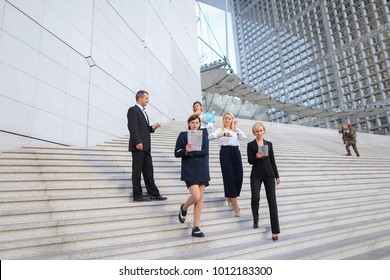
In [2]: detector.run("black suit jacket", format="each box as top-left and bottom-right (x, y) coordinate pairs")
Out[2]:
(174, 129), (210, 183)
(127, 105), (155, 152)
(247, 139), (279, 179)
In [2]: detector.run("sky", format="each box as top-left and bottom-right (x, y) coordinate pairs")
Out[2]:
(196, 2), (237, 72)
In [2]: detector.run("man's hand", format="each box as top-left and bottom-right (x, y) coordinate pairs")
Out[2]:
(136, 143), (143, 151)
(152, 123), (161, 130)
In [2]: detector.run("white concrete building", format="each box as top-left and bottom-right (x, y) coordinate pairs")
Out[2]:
(0, 0), (201, 150)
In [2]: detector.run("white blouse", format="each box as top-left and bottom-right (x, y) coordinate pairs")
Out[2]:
(208, 128), (246, 147)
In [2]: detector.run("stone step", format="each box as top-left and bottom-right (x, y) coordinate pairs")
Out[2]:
(26, 211), (389, 260)
(268, 230), (390, 260)
(0, 198), (388, 243)
(0, 117), (389, 259)
(0, 179), (388, 205)
(0, 181), (389, 213)
(154, 216), (390, 260)
(1, 190), (389, 227)
(1, 157), (389, 166)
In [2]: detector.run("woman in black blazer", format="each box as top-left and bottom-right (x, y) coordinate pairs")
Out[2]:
(175, 114), (210, 237)
(247, 122), (281, 241)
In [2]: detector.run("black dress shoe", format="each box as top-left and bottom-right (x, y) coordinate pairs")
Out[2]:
(253, 223), (258, 229)
(272, 235), (279, 241)
(150, 195), (167, 201)
(133, 196), (150, 202)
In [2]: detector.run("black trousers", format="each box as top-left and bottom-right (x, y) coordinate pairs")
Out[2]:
(250, 176), (280, 234)
(131, 150), (160, 198)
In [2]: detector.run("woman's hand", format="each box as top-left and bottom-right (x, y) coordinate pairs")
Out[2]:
(186, 143), (193, 152)
(256, 151), (264, 158)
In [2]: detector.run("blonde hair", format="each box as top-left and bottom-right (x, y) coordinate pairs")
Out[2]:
(192, 101), (203, 112)
(223, 112), (235, 130)
(252, 122), (266, 134)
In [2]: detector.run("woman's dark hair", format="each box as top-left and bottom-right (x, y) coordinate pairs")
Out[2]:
(187, 114), (201, 130)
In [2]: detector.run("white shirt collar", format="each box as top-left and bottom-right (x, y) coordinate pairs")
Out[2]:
(136, 104), (144, 110)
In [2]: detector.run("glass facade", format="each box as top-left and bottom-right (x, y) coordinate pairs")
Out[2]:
(232, 0), (390, 134)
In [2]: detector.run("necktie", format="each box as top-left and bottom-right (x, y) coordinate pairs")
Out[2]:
(142, 108), (150, 125)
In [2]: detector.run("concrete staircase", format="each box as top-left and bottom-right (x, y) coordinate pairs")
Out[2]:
(1, 117), (390, 260)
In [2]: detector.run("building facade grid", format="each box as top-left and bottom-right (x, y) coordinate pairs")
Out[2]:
(232, 0), (390, 134)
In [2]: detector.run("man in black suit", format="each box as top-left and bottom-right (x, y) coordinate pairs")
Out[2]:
(127, 90), (167, 202)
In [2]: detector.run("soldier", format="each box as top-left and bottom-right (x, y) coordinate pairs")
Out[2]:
(338, 120), (348, 144)
(344, 124), (360, 157)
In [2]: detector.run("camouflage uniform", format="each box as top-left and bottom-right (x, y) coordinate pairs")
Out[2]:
(338, 122), (348, 144)
(344, 127), (360, 157)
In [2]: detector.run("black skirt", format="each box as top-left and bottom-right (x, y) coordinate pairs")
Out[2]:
(219, 146), (243, 198)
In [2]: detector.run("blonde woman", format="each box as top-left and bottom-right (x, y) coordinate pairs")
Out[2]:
(247, 122), (280, 241)
(193, 101), (214, 131)
(208, 112), (246, 217)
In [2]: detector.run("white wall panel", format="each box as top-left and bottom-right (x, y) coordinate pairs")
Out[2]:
(0, 96), (35, 134)
(148, 0), (171, 33)
(0, 32), (40, 77)
(2, 3), (41, 50)
(45, 0), (73, 22)
(89, 85), (108, 113)
(40, 31), (69, 67)
(42, 3), (71, 43)
(170, 0), (199, 78)
(67, 51), (90, 80)
(86, 126), (111, 147)
(65, 71), (90, 103)
(69, 26), (91, 56)
(0, 63), (36, 105)
(143, 48), (172, 121)
(7, 0), (45, 24)
(0, 0), (5, 31)
(0, 0), (200, 151)
(107, 0), (145, 41)
(72, 0), (93, 22)
(171, 80), (197, 121)
(62, 119), (87, 147)
(37, 54), (67, 92)
(91, 43), (110, 71)
(34, 81), (65, 116)
(64, 95), (88, 125)
(87, 106), (108, 132)
(145, 1), (172, 73)
(70, 3), (93, 38)
(31, 109), (64, 142)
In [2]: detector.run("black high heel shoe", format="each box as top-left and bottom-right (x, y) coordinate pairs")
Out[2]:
(272, 235), (278, 241)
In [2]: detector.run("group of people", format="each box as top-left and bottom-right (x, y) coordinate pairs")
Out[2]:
(338, 120), (360, 157)
(127, 90), (281, 241)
